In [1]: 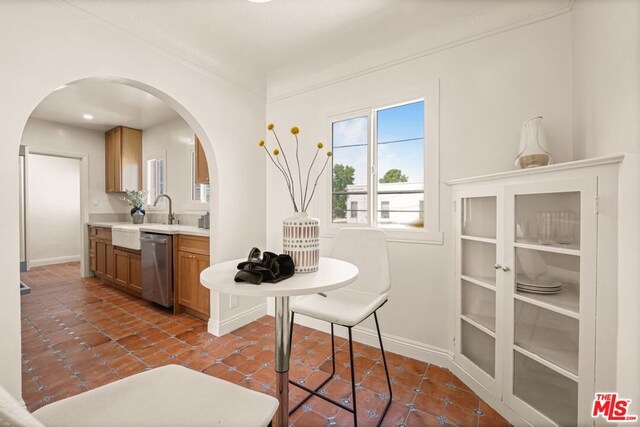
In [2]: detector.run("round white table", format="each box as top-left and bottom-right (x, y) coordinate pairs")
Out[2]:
(200, 257), (359, 427)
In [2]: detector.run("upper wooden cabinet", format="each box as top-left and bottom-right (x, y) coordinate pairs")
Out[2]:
(194, 136), (209, 185)
(105, 126), (143, 193)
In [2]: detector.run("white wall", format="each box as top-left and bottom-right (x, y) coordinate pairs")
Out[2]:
(21, 118), (129, 214)
(571, 0), (640, 405)
(27, 154), (81, 266)
(142, 117), (210, 215)
(0, 1), (266, 399)
(266, 14), (573, 355)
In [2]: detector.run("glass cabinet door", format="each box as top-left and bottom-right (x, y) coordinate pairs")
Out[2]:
(457, 194), (500, 388)
(504, 178), (597, 427)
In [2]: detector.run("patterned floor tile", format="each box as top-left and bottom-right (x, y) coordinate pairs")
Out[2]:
(20, 262), (509, 426)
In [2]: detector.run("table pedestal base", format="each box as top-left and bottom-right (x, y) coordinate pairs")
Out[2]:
(274, 296), (291, 427)
(275, 371), (289, 426)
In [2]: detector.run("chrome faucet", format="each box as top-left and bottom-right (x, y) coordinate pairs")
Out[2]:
(153, 194), (175, 225)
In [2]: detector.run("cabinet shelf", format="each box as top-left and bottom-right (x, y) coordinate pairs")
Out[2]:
(513, 350), (578, 427)
(514, 345), (578, 382)
(514, 312), (578, 377)
(514, 285), (579, 319)
(514, 240), (580, 256)
(461, 314), (495, 336)
(461, 235), (497, 244)
(460, 274), (495, 289)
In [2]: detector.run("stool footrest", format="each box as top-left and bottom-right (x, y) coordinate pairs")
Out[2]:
(289, 379), (354, 414)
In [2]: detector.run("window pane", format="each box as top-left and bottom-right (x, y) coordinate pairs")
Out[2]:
(376, 101), (424, 228)
(191, 150), (210, 204)
(146, 159), (164, 205)
(332, 116), (368, 224)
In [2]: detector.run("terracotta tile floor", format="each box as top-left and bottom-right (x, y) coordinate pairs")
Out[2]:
(20, 262), (509, 427)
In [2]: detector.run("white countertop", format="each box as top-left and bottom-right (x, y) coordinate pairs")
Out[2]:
(88, 221), (210, 237)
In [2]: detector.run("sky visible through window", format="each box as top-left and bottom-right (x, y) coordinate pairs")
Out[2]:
(332, 100), (425, 226)
(332, 101), (424, 186)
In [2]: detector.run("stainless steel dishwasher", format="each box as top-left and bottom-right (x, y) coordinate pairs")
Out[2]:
(141, 232), (173, 307)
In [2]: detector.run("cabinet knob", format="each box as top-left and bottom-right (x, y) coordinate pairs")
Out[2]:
(494, 264), (502, 270)
(501, 266), (510, 272)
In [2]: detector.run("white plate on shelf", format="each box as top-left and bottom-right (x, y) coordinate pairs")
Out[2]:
(516, 274), (563, 289)
(517, 286), (563, 295)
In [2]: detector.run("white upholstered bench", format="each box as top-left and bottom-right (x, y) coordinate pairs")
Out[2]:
(1, 365), (278, 427)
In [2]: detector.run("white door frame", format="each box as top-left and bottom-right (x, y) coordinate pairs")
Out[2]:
(27, 149), (91, 278)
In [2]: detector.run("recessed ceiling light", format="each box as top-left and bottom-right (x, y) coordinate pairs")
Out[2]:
(83, 114), (94, 120)
(248, 0), (272, 3)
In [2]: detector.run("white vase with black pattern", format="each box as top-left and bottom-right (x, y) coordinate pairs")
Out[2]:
(283, 212), (320, 273)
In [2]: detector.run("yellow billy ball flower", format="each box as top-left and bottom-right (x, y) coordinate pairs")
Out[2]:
(290, 126), (299, 135)
(273, 148), (280, 156)
(267, 123), (274, 130)
(327, 151), (333, 157)
(258, 140), (265, 147)
(316, 142), (324, 149)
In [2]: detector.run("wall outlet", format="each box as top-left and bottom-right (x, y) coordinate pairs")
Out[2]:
(229, 295), (238, 309)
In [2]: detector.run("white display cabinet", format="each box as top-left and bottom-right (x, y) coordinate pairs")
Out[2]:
(448, 155), (623, 427)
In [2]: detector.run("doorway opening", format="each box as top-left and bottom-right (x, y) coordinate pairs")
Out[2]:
(25, 153), (82, 269)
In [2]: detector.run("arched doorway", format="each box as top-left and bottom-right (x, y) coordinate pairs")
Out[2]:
(15, 79), (219, 409)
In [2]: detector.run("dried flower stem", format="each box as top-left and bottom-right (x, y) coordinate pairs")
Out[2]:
(264, 146), (298, 211)
(302, 148), (320, 210)
(294, 134), (304, 209)
(304, 156), (330, 212)
(276, 155), (299, 212)
(271, 129), (297, 206)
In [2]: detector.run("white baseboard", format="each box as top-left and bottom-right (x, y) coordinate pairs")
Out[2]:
(29, 255), (80, 267)
(208, 303), (267, 337)
(292, 313), (452, 368)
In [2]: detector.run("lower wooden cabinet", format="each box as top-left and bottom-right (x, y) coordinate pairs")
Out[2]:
(89, 226), (141, 297)
(105, 244), (115, 282)
(89, 238), (97, 271)
(113, 248), (142, 297)
(90, 226), (210, 320)
(175, 235), (210, 321)
(129, 252), (142, 293)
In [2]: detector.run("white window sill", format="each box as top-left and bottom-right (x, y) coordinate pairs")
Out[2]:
(321, 225), (443, 245)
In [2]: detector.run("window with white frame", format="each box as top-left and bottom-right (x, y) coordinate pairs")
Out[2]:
(331, 99), (426, 229)
(191, 150), (210, 203)
(146, 158), (164, 205)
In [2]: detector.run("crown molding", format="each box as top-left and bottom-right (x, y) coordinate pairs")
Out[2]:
(48, 0), (266, 100)
(266, 2), (574, 103)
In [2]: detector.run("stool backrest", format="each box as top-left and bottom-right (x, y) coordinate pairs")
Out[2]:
(331, 228), (391, 295)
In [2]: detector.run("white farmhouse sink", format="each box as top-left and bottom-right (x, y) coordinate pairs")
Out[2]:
(112, 225), (142, 250)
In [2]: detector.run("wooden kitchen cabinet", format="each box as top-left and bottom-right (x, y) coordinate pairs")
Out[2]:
(94, 238), (106, 277)
(113, 248), (142, 297)
(91, 226), (114, 280)
(114, 249), (130, 287)
(194, 136), (209, 185)
(174, 234), (210, 320)
(105, 126), (143, 193)
(129, 252), (142, 293)
(89, 237), (97, 271)
(105, 244), (114, 281)
(89, 226), (141, 297)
